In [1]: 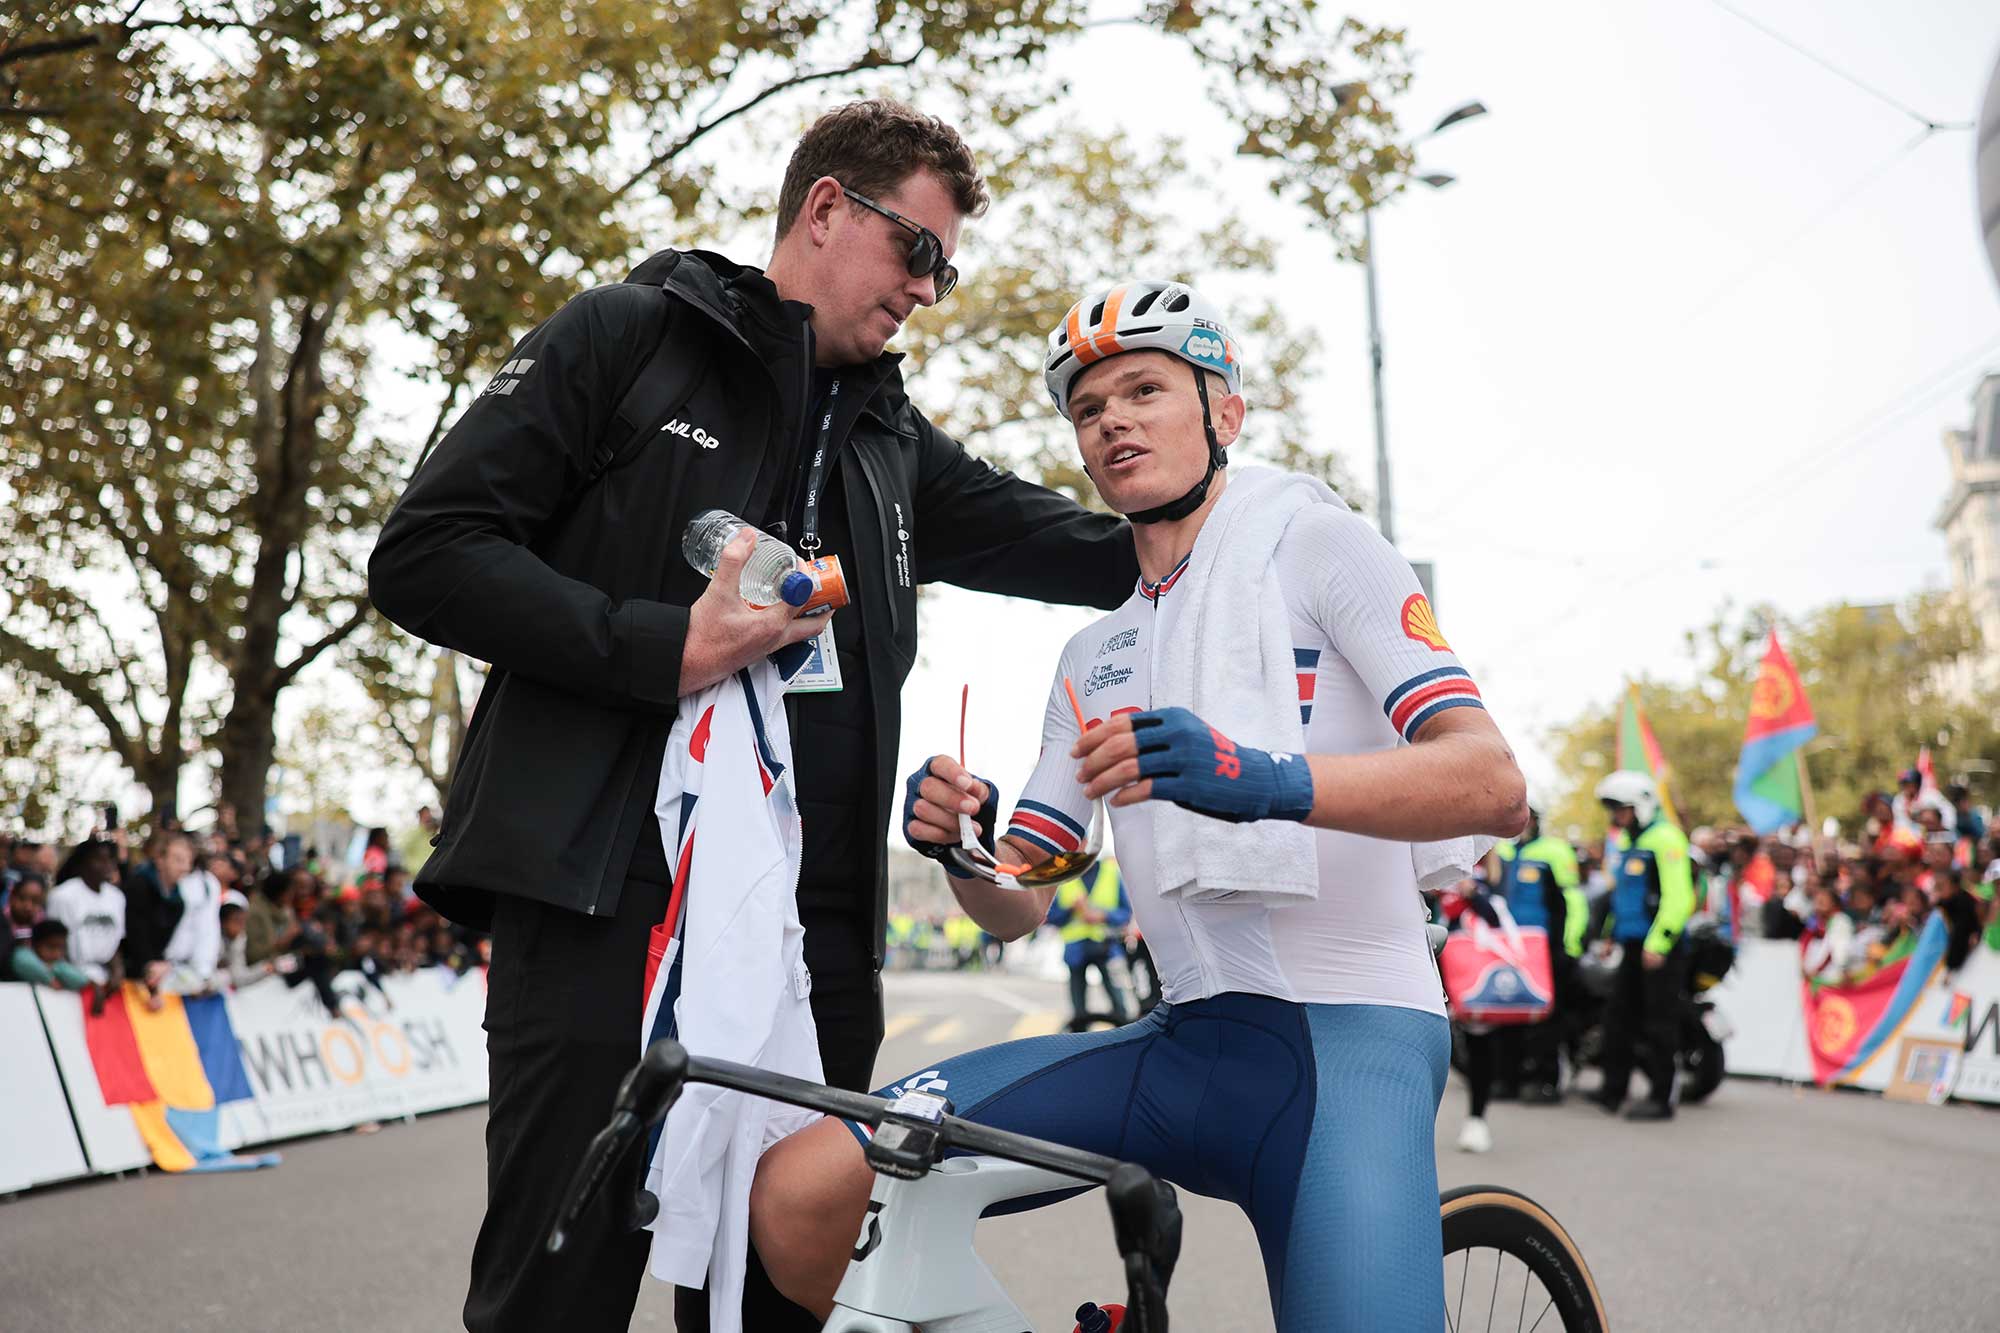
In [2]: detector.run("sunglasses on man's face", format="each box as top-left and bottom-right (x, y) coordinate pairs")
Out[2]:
(839, 184), (958, 301)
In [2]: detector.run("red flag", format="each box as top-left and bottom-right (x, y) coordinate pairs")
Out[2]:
(1743, 631), (1815, 741)
(82, 986), (160, 1106)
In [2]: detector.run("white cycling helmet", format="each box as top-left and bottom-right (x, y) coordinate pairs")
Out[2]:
(1043, 280), (1243, 420)
(1595, 770), (1660, 828)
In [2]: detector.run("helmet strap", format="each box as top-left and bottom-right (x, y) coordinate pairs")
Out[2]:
(1127, 364), (1229, 526)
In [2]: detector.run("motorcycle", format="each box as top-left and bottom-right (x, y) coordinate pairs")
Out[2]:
(1571, 912), (1735, 1104)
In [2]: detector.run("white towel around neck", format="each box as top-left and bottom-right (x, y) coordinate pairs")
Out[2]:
(1150, 466), (1490, 903)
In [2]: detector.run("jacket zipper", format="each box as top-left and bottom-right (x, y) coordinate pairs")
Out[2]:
(853, 445), (902, 638)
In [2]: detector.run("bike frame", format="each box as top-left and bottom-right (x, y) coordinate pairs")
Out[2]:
(547, 1040), (1179, 1333)
(824, 1155), (1096, 1332)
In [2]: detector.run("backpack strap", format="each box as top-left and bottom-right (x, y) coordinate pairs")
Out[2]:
(583, 272), (713, 484)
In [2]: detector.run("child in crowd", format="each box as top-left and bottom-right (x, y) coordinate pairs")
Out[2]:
(7, 873), (47, 952)
(12, 919), (93, 989)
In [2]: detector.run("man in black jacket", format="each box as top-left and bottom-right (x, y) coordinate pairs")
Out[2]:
(369, 100), (1137, 1332)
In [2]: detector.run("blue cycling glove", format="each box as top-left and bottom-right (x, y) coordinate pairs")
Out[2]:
(902, 761), (1000, 879)
(1129, 707), (1315, 824)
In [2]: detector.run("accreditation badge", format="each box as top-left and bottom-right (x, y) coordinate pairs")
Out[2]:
(784, 616), (843, 694)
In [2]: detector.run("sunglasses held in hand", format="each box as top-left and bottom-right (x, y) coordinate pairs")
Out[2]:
(943, 681), (1103, 889)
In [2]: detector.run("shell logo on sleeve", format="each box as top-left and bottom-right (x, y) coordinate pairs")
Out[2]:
(1400, 594), (1452, 653)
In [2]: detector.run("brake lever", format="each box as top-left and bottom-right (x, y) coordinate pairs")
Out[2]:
(1106, 1163), (1181, 1333)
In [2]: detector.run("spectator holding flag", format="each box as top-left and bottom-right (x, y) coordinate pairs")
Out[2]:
(1732, 630), (1817, 837)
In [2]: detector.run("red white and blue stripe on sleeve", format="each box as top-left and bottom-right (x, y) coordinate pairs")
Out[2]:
(1384, 666), (1484, 742)
(1007, 799), (1089, 857)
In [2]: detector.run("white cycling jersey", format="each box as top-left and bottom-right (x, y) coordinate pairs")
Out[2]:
(1006, 503), (1485, 1014)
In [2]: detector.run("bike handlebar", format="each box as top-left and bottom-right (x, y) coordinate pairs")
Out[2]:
(548, 1038), (1179, 1331)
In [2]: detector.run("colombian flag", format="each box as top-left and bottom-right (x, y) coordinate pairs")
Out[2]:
(1803, 915), (1948, 1086)
(83, 985), (278, 1173)
(1733, 631), (1817, 834)
(1616, 685), (1681, 826)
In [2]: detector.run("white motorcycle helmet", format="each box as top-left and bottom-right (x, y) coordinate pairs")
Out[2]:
(1594, 770), (1660, 828)
(1042, 280), (1244, 524)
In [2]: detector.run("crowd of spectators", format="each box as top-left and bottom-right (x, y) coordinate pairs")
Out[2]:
(1566, 767), (1999, 986)
(1, 806), (485, 1015)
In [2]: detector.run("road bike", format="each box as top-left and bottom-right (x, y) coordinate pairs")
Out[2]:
(551, 1038), (1609, 1332)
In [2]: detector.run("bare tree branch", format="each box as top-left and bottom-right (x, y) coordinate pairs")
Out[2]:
(0, 625), (138, 771)
(609, 50), (921, 204)
(272, 601), (369, 688)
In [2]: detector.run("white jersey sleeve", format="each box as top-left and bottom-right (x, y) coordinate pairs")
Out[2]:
(1282, 506), (1485, 743)
(1005, 645), (1096, 859)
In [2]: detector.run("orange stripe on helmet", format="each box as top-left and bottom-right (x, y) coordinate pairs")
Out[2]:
(1066, 302), (1101, 366)
(1088, 285), (1128, 360)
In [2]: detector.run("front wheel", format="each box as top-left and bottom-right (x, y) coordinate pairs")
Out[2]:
(1680, 1029), (1726, 1104)
(1441, 1185), (1607, 1333)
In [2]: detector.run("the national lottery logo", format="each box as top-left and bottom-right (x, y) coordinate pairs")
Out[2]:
(1097, 628), (1139, 658)
(1083, 662), (1134, 697)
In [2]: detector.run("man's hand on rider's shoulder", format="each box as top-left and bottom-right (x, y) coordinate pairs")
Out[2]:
(679, 529), (829, 696)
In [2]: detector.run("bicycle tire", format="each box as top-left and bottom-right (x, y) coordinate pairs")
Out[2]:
(1440, 1185), (1607, 1333)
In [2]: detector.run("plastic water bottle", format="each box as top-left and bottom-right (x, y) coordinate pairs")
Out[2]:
(683, 510), (813, 608)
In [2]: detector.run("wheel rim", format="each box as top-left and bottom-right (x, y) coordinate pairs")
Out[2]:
(1444, 1246), (1566, 1333)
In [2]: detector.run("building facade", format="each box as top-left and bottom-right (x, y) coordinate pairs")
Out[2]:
(1937, 374), (2000, 669)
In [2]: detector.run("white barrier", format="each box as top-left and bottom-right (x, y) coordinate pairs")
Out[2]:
(33, 984), (153, 1174)
(9, 966), (489, 1186)
(1708, 938), (2000, 1103)
(225, 967), (489, 1143)
(0, 984), (91, 1190)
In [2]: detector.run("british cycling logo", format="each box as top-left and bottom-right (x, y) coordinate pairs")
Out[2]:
(479, 357), (535, 397)
(1082, 662), (1134, 697)
(1097, 628), (1140, 658)
(660, 418), (721, 450)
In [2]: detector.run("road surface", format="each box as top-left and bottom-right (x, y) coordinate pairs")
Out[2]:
(3, 968), (1992, 1331)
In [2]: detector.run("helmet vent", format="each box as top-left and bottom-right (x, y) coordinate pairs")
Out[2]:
(1089, 299), (1107, 326)
(1131, 288), (1163, 317)
(1164, 292), (1191, 312)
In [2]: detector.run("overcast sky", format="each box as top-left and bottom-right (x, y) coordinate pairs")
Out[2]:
(903, 0), (2000, 819)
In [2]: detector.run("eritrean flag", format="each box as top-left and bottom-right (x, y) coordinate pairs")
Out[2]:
(1733, 631), (1817, 835)
(1803, 914), (1949, 1086)
(1616, 685), (1681, 827)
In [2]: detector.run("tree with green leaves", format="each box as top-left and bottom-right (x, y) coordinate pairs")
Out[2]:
(3, 1), (1414, 820)
(1546, 594), (1998, 840)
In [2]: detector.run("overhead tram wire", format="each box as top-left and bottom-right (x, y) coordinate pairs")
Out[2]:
(1489, 330), (2000, 662)
(1425, 123), (1967, 525)
(1703, 0), (1976, 134)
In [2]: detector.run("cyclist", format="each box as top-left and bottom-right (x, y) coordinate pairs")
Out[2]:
(748, 281), (1527, 1331)
(1047, 859), (1135, 1029)
(1591, 770), (1695, 1121)
(1494, 807), (1585, 1103)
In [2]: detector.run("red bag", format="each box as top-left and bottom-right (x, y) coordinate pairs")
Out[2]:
(1440, 898), (1554, 1026)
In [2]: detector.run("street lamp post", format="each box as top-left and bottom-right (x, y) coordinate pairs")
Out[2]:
(1361, 100), (1487, 548)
